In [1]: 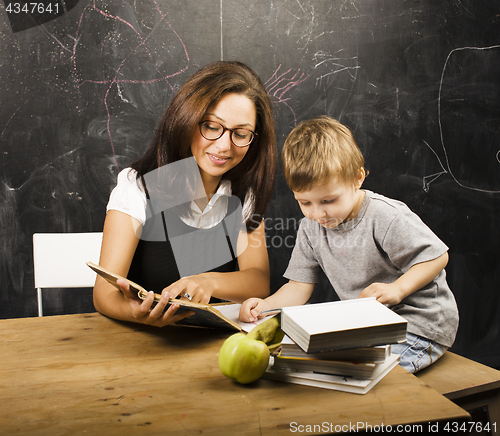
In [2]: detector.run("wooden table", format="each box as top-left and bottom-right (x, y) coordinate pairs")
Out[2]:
(417, 352), (500, 434)
(0, 313), (469, 435)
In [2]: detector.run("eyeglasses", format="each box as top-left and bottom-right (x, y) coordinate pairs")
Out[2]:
(198, 121), (257, 147)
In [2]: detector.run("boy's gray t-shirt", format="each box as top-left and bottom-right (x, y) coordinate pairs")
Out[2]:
(284, 190), (459, 347)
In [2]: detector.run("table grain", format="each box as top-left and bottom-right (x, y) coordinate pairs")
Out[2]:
(0, 313), (469, 435)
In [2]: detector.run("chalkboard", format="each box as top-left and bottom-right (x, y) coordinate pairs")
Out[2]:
(1, 0), (499, 369)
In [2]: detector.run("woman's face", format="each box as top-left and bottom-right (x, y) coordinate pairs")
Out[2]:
(191, 93), (256, 194)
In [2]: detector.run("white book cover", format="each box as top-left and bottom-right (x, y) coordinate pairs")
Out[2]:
(281, 298), (407, 352)
(282, 298), (405, 335)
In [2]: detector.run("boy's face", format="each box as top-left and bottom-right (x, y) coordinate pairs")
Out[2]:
(293, 172), (365, 230)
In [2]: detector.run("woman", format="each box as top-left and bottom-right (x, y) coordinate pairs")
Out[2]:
(93, 61), (277, 327)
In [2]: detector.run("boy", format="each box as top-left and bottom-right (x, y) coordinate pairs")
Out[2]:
(240, 116), (459, 373)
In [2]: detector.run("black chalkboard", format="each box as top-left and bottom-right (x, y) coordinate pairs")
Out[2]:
(1, 0), (499, 369)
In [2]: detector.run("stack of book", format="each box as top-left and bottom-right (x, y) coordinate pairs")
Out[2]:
(262, 298), (407, 394)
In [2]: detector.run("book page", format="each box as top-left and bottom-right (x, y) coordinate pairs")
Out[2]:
(216, 303), (275, 333)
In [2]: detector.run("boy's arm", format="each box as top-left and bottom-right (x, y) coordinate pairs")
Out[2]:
(239, 280), (315, 322)
(359, 252), (449, 305)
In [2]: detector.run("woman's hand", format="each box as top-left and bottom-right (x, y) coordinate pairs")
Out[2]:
(116, 279), (195, 327)
(161, 274), (214, 304)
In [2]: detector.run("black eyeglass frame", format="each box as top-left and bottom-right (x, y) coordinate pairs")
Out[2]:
(198, 121), (257, 148)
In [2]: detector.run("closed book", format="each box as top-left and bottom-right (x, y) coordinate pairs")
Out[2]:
(279, 335), (391, 363)
(280, 298), (407, 353)
(263, 353), (400, 394)
(272, 354), (389, 379)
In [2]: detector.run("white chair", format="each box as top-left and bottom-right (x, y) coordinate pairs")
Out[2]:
(33, 232), (103, 317)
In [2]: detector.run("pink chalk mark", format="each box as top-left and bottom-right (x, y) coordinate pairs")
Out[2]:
(265, 65), (309, 124)
(72, 2), (190, 170)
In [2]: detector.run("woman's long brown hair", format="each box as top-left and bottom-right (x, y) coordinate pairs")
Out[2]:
(131, 61), (277, 231)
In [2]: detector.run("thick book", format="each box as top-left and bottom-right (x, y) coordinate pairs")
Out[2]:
(280, 298), (407, 353)
(262, 353), (400, 394)
(271, 352), (390, 379)
(86, 262), (241, 331)
(279, 335), (391, 363)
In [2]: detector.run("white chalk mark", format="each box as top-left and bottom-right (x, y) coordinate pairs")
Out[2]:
(340, 0), (362, 19)
(313, 50), (360, 85)
(1, 102), (27, 139)
(36, 24), (73, 54)
(285, 8), (300, 21)
(295, 0), (305, 14)
(422, 172), (445, 192)
(116, 83), (132, 104)
(422, 140), (448, 192)
(436, 45), (500, 193)
(3, 146), (88, 191)
(220, 0), (223, 60)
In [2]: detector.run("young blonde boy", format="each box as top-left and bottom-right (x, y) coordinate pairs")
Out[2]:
(240, 116), (459, 373)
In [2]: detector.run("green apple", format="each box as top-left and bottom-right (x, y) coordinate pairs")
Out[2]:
(218, 333), (270, 384)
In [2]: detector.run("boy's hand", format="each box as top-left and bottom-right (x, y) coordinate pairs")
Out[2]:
(360, 253), (449, 305)
(358, 282), (404, 306)
(239, 297), (271, 323)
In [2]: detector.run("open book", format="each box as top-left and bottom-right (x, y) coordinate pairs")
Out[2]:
(86, 262), (241, 331)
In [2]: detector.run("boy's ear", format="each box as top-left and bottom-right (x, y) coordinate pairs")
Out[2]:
(356, 168), (366, 188)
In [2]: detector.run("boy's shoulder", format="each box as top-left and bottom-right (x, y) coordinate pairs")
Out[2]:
(364, 190), (425, 229)
(365, 190), (411, 213)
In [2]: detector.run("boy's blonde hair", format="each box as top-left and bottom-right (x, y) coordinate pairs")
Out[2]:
(282, 116), (366, 192)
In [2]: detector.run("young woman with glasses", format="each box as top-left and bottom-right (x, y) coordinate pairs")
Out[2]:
(93, 61), (278, 327)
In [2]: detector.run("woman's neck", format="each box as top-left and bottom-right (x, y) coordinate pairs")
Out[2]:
(196, 174), (222, 211)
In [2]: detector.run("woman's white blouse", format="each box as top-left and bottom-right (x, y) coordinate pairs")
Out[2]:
(106, 168), (253, 229)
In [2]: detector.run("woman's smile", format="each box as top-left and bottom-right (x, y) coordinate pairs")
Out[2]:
(207, 152), (230, 165)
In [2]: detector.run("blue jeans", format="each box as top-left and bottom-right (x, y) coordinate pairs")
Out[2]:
(391, 332), (448, 373)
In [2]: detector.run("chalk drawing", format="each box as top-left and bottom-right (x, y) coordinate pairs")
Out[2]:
(274, 0), (362, 121)
(265, 65), (309, 123)
(72, 1), (190, 170)
(220, 0), (223, 60)
(424, 45), (500, 193)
